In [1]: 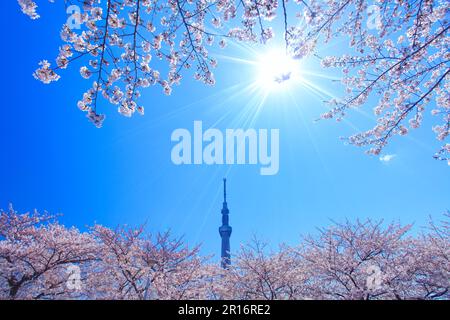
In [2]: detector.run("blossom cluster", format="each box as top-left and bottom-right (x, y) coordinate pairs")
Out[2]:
(18, 0), (450, 163)
(314, 0), (449, 161)
(25, 0), (280, 128)
(1, 205), (449, 300)
(17, 0), (41, 19)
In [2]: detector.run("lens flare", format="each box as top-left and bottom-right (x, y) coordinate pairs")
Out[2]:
(255, 50), (301, 91)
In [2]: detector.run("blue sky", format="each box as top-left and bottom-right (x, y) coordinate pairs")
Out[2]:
(1, 1), (449, 259)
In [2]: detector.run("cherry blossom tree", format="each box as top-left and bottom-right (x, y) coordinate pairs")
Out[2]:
(215, 218), (449, 300)
(17, 1), (450, 163)
(86, 225), (214, 299)
(215, 238), (309, 300)
(295, 219), (416, 300)
(0, 205), (97, 299)
(19, 0), (256, 127)
(1, 205), (449, 299)
(293, 218), (449, 300)
(412, 212), (450, 299)
(308, 1), (450, 163)
(0, 206), (213, 300)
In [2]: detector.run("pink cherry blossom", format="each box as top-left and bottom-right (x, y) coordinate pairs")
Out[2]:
(1, 206), (449, 300)
(18, 1), (450, 163)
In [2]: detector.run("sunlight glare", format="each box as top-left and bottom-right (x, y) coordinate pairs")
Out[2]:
(255, 50), (301, 91)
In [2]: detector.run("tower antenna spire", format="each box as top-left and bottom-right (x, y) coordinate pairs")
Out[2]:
(223, 178), (227, 202)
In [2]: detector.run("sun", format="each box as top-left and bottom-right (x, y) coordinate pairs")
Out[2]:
(254, 49), (301, 91)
